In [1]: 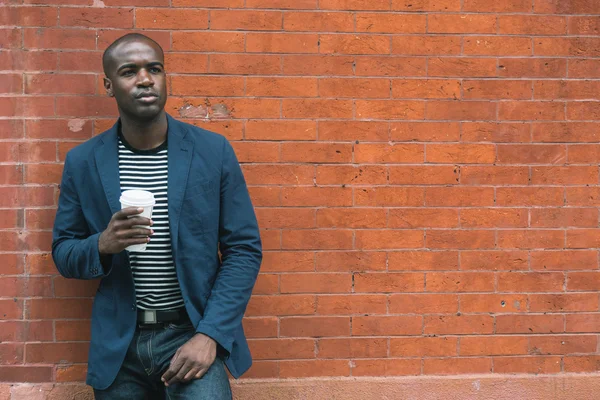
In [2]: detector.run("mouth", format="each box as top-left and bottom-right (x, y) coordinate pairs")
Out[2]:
(136, 93), (159, 104)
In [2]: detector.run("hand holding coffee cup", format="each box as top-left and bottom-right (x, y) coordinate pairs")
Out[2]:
(98, 190), (155, 255)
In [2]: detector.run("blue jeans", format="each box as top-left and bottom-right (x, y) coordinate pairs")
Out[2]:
(93, 321), (232, 400)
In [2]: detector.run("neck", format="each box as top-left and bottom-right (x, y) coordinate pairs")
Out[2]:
(119, 111), (168, 150)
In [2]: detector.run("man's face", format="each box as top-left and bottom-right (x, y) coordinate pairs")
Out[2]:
(103, 40), (167, 121)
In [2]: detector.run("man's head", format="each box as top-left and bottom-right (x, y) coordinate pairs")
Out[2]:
(102, 33), (167, 121)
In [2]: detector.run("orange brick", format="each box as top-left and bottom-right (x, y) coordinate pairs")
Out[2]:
(389, 294), (458, 313)
(280, 316), (350, 337)
(496, 187), (564, 206)
(280, 273), (352, 293)
(355, 230), (424, 250)
(389, 166), (459, 185)
(356, 56), (427, 77)
(424, 315), (494, 335)
(281, 142), (352, 163)
(463, 80), (532, 100)
(279, 360), (349, 378)
(429, 14), (496, 33)
(283, 99), (353, 119)
(318, 338), (387, 358)
(460, 209), (528, 228)
(316, 165), (388, 185)
(352, 359), (421, 376)
(248, 339), (315, 360)
(464, 36), (532, 56)
(494, 356), (562, 374)
(426, 144), (496, 163)
(460, 166), (530, 185)
(391, 122), (460, 141)
(317, 208), (386, 228)
(566, 314), (600, 333)
(261, 251), (315, 272)
(356, 14), (426, 33)
(388, 251), (458, 271)
(247, 33), (318, 53)
(531, 251), (597, 271)
(243, 317), (278, 339)
(460, 336), (529, 356)
(352, 316), (423, 336)
(530, 335), (597, 355)
(531, 207), (598, 228)
(210, 10), (281, 31)
(390, 337), (457, 357)
(356, 100), (425, 120)
(253, 274), (279, 295)
(496, 315), (564, 334)
(426, 272), (495, 293)
(246, 295), (316, 316)
(529, 293), (599, 312)
(246, 77), (317, 97)
(426, 187), (495, 207)
(316, 294), (387, 314)
(355, 187), (425, 207)
(498, 230), (565, 249)
(388, 208), (459, 228)
(282, 229), (353, 250)
(567, 272), (600, 291)
(284, 12), (354, 32)
(424, 358), (492, 375)
(246, 120), (316, 141)
(354, 273), (424, 293)
(429, 57), (497, 78)
(392, 35), (461, 55)
(320, 0), (389, 10)
(427, 230), (495, 250)
(319, 121), (389, 141)
(460, 294), (528, 313)
(426, 101), (497, 121)
(320, 78), (390, 98)
(316, 251), (387, 272)
(499, 15), (566, 35)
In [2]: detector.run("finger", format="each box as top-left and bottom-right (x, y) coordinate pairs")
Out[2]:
(161, 352), (184, 385)
(182, 366), (201, 382)
(123, 217), (153, 228)
(194, 367), (208, 380)
(168, 359), (194, 386)
(116, 228), (154, 239)
(122, 237), (151, 247)
(115, 207), (145, 219)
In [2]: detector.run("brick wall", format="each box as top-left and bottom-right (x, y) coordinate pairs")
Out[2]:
(1, 0), (600, 393)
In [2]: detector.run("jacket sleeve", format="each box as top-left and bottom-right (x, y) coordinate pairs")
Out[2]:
(195, 139), (262, 355)
(52, 153), (111, 280)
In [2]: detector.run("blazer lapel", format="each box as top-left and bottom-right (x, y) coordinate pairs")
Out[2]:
(94, 121), (121, 216)
(166, 115), (193, 256)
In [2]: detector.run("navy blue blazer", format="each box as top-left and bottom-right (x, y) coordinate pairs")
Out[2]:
(51, 114), (262, 390)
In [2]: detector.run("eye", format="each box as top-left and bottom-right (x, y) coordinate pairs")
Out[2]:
(150, 67), (163, 73)
(121, 70), (135, 77)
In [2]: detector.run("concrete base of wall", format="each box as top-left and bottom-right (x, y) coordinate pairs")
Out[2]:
(2, 374), (599, 399)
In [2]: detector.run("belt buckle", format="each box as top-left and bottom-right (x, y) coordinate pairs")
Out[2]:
(142, 310), (157, 324)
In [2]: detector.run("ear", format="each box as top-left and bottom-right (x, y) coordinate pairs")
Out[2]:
(103, 77), (114, 97)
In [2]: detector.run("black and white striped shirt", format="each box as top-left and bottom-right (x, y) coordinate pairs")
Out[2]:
(118, 135), (184, 311)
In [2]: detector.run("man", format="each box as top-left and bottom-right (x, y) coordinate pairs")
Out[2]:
(52, 33), (262, 399)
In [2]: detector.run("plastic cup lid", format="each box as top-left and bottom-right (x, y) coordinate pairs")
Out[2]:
(119, 190), (155, 207)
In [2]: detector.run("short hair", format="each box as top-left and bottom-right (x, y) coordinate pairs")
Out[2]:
(102, 33), (164, 77)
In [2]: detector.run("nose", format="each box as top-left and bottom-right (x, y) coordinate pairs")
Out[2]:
(136, 69), (154, 87)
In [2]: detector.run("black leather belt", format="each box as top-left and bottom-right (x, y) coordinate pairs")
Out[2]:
(137, 308), (189, 325)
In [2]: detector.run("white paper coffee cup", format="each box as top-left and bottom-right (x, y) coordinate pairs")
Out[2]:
(119, 190), (155, 252)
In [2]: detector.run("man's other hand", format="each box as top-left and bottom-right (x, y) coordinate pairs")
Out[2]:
(98, 207), (153, 255)
(161, 333), (217, 386)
